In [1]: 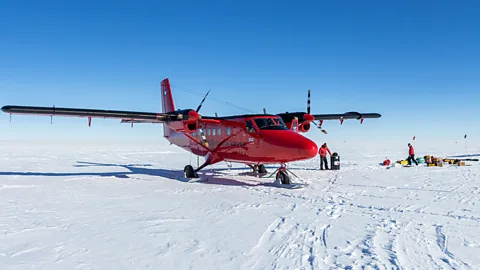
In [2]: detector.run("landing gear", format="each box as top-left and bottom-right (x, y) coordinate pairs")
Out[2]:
(262, 164), (306, 188)
(258, 164), (267, 174)
(276, 169), (291, 185)
(184, 165), (198, 178)
(264, 164), (295, 185)
(183, 157), (210, 180)
(248, 164), (268, 174)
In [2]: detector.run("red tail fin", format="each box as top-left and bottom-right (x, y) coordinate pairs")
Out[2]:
(161, 78), (175, 113)
(161, 78), (175, 138)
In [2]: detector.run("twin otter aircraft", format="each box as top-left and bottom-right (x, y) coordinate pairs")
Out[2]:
(2, 78), (381, 185)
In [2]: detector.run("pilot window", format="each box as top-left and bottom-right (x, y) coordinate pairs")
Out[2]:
(226, 127), (231, 135)
(273, 118), (286, 126)
(246, 120), (255, 133)
(254, 118), (275, 129)
(252, 117), (288, 130)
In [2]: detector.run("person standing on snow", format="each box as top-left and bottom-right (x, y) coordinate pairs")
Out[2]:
(407, 143), (419, 165)
(319, 143), (332, 170)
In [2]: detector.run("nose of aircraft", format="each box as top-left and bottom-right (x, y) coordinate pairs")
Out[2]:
(300, 137), (318, 159)
(261, 130), (318, 161)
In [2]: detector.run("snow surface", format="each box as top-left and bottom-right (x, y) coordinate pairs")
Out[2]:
(1, 139), (479, 269)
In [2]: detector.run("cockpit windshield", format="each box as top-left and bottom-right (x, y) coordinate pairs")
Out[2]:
(253, 117), (288, 130)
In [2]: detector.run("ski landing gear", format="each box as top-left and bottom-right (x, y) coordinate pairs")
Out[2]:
(247, 164), (268, 174)
(263, 164), (308, 189)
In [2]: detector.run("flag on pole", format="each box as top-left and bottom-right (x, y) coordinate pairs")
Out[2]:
(464, 134), (467, 139)
(413, 135), (416, 140)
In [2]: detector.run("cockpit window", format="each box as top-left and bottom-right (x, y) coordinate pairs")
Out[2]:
(254, 118), (275, 129)
(253, 117), (288, 130)
(273, 118), (286, 126)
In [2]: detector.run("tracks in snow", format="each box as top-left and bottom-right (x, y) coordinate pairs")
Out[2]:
(247, 215), (332, 270)
(434, 224), (470, 269)
(239, 167), (480, 269)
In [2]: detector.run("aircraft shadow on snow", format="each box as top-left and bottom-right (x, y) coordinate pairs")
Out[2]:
(0, 161), (271, 187)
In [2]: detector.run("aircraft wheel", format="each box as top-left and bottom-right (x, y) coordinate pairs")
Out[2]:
(184, 165), (198, 178)
(277, 170), (291, 185)
(258, 164), (267, 173)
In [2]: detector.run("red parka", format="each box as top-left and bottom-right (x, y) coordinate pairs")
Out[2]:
(319, 145), (332, 157)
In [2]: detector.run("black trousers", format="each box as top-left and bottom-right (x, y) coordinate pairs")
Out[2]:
(320, 156), (329, 170)
(407, 154), (418, 165)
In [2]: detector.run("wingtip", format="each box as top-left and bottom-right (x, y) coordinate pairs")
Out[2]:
(1, 105), (12, 112)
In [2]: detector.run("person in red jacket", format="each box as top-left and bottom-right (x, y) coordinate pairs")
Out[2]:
(319, 143), (332, 170)
(407, 143), (418, 165)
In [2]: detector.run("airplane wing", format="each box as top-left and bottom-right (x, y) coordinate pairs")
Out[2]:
(1, 105), (173, 122)
(120, 119), (164, 124)
(312, 112), (381, 120)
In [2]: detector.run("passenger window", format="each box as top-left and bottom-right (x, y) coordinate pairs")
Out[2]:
(246, 120), (256, 133)
(226, 127), (231, 135)
(208, 129), (211, 135)
(212, 128), (216, 136)
(217, 128), (221, 136)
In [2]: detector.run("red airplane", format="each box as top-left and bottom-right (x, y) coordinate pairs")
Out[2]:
(1, 78), (381, 185)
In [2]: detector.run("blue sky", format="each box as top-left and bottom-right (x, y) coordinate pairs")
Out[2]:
(1, 0), (479, 143)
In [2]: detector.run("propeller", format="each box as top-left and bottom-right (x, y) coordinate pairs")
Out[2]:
(307, 90), (310, 114)
(306, 89), (327, 134)
(195, 89), (211, 147)
(196, 89), (210, 113)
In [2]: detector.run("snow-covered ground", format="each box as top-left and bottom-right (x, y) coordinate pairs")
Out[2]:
(1, 139), (479, 269)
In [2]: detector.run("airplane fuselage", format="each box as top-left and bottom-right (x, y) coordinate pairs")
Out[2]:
(165, 114), (319, 166)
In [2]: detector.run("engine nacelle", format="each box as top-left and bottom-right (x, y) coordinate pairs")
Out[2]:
(298, 122), (311, 133)
(184, 122), (199, 133)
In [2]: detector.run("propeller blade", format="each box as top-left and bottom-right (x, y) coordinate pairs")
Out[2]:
(307, 90), (311, 114)
(198, 127), (209, 147)
(312, 120), (328, 134)
(196, 89), (211, 112)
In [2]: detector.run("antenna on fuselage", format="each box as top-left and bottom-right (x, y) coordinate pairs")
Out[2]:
(263, 108), (267, 114)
